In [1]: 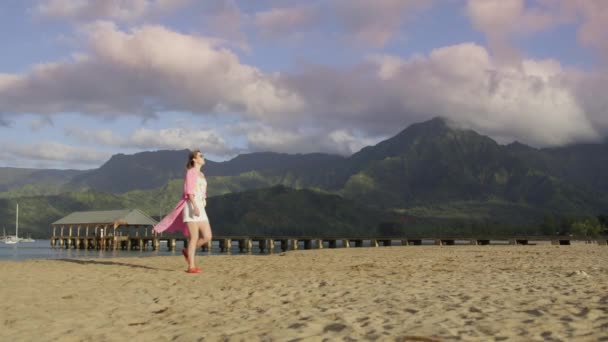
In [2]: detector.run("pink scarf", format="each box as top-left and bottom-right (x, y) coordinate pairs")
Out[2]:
(152, 168), (200, 237)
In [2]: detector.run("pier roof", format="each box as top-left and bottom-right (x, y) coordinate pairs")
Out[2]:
(52, 209), (157, 226)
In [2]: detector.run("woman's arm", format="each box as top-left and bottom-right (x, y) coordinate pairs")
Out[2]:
(188, 194), (200, 216)
(184, 169), (200, 216)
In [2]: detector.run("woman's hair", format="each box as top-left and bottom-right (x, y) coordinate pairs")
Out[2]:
(185, 150), (201, 170)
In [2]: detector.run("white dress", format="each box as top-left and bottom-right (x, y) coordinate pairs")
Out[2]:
(183, 175), (209, 222)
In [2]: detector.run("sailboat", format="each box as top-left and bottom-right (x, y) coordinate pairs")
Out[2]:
(4, 203), (19, 244)
(21, 233), (35, 243)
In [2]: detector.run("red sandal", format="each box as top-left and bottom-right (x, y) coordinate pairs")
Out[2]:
(186, 267), (201, 274)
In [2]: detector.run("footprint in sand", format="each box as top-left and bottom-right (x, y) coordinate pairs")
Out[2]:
(323, 323), (347, 332)
(288, 323), (307, 329)
(394, 336), (441, 342)
(523, 309), (544, 317)
(566, 270), (590, 278)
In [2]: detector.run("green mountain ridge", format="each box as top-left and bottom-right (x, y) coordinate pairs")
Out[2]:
(1, 185), (551, 239)
(1, 117), (607, 237)
(0, 167), (86, 193)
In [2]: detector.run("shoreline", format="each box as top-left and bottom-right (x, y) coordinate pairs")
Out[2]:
(1, 245), (607, 340)
(2, 238), (604, 262)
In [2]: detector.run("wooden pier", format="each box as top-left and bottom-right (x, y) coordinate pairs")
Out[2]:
(50, 235), (608, 253)
(50, 209), (607, 254)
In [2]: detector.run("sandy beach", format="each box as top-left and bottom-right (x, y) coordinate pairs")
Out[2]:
(1, 245), (607, 341)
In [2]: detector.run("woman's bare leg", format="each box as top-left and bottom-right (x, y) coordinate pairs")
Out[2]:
(196, 221), (213, 248)
(187, 222), (199, 269)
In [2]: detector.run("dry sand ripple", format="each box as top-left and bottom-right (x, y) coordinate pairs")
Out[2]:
(1, 245), (607, 341)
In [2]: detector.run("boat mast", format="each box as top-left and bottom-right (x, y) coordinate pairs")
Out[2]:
(16, 203), (19, 239)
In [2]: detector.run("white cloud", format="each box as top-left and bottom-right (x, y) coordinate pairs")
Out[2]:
(254, 5), (318, 39)
(2, 21), (606, 154)
(560, 0), (608, 59)
(0, 22), (303, 121)
(0, 74), (20, 91)
(566, 71), (608, 134)
(130, 128), (237, 155)
(204, 0), (249, 48)
(29, 117), (54, 131)
(63, 125), (238, 156)
(466, 0), (608, 62)
(466, 0), (565, 63)
(2, 141), (110, 167)
(33, 0), (191, 21)
(244, 124), (381, 156)
(367, 54), (405, 80)
(63, 126), (120, 146)
(283, 43), (604, 147)
(330, 0), (431, 47)
(248, 0), (432, 47)
(3, 0), (608, 167)
(466, 0), (560, 36)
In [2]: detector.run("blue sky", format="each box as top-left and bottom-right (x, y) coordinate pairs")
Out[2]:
(1, 0), (607, 169)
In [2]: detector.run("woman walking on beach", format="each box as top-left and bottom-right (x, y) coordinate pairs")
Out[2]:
(153, 150), (212, 274)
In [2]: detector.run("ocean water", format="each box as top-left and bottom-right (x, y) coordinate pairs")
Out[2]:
(0, 239), (253, 261)
(1, 239), (506, 261)
(0, 239), (372, 260)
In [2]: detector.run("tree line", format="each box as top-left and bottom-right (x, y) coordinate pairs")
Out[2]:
(540, 214), (608, 237)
